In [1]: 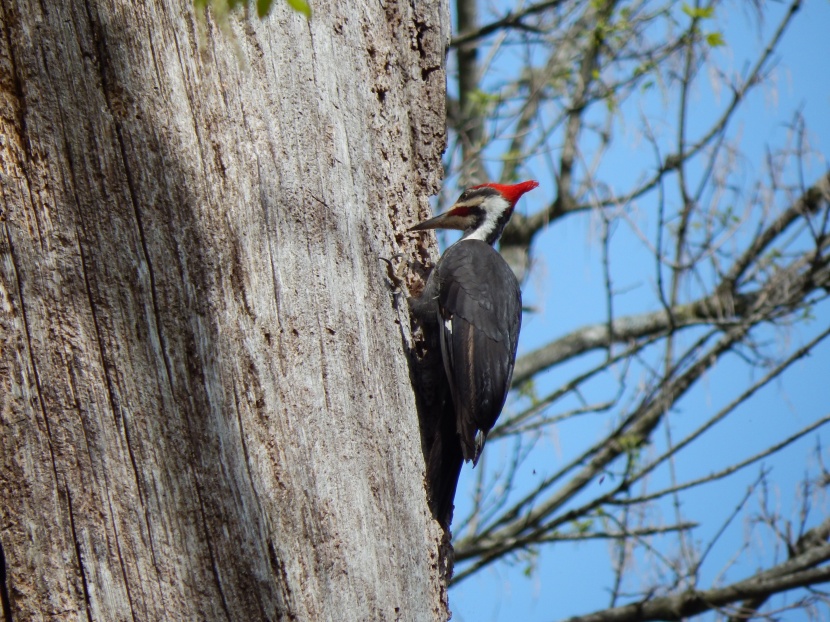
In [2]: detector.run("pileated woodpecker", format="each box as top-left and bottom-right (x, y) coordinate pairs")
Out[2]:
(409, 180), (538, 525)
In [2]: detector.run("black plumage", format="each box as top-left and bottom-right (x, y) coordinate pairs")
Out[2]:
(408, 180), (537, 526)
(434, 240), (522, 463)
(410, 240), (522, 525)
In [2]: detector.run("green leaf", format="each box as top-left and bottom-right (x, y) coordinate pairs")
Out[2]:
(618, 433), (642, 452)
(521, 546), (539, 577)
(257, 0), (271, 17)
(682, 3), (715, 20)
(606, 92), (617, 114)
(573, 519), (593, 534)
(705, 31), (725, 47)
(501, 150), (524, 163)
(468, 88), (499, 110)
(699, 6), (714, 19)
(286, 0), (312, 19)
(516, 379), (539, 405)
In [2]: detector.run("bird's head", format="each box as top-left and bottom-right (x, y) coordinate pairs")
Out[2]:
(409, 180), (539, 245)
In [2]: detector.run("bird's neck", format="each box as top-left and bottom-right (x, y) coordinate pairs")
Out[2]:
(461, 209), (512, 245)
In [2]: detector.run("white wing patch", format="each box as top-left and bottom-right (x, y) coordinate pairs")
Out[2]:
(473, 430), (486, 465)
(444, 317), (453, 335)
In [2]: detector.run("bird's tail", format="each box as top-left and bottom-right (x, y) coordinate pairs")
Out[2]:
(426, 415), (464, 528)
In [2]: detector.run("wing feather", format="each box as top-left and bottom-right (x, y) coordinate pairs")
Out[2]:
(436, 240), (522, 463)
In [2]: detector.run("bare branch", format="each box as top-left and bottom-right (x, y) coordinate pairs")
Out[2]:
(540, 522), (699, 543)
(560, 563), (830, 622)
(726, 516), (830, 621)
(444, 1), (828, 618)
(504, 1), (807, 244)
(560, 522), (830, 622)
(455, 322), (752, 574)
(615, 414), (830, 507)
(513, 173), (830, 384)
(451, 0), (568, 48)
(721, 172), (830, 292)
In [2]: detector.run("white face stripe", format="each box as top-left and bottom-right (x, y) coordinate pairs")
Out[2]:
(462, 194), (511, 242)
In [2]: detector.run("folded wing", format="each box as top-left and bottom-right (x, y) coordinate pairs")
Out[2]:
(435, 240), (522, 464)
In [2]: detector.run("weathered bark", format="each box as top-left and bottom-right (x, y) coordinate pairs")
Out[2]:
(0, 0), (450, 619)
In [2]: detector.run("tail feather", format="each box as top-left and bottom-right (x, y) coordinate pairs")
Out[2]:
(427, 424), (464, 528)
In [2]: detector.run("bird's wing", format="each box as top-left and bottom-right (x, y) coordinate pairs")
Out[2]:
(436, 240), (522, 463)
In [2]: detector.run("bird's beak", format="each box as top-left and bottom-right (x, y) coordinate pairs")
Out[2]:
(409, 207), (471, 233)
(409, 213), (447, 232)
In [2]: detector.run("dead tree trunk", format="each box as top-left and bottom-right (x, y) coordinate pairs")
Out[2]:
(0, 0), (449, 619)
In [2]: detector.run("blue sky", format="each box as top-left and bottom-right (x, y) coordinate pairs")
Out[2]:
(446, 2), (830, 620)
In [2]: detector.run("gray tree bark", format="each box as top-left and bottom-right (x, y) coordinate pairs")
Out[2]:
(0, 0), (450, 619)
